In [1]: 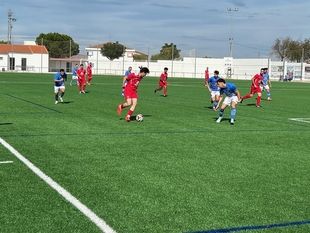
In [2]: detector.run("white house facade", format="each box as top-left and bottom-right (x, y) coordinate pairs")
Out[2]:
(0, 43), (49, 73)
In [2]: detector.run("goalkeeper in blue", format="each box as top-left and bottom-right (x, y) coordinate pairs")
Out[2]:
(215, 78), (242, 125)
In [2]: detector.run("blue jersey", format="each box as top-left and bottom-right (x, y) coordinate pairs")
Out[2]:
(54, 72), (66, 87)
(122, 70), (131, 96)
(220, 82), (237, 97)
(262, 73), (269, 84)
(208, 76), (220, 91)
(72, 67), (78, 76)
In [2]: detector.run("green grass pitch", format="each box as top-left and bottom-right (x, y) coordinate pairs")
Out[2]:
(0, 72), (310, 233)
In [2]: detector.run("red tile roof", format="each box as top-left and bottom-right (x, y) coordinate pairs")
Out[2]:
(0, 44), (48, 54)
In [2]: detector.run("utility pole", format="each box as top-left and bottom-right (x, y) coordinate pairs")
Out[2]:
(227, 8), (238, 57)
(8, 9), (17, 44)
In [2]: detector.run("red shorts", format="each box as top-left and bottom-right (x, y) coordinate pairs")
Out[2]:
(78, 78), (86, 85)
(124, 89), (138, 99)
(250, 85), (261, 94)
(159, 81), (167, 88)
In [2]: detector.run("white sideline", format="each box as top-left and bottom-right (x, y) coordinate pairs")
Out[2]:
(0, 161), (13, 164)
(0, 137), (117, 233)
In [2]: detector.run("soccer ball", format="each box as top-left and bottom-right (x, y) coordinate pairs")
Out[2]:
(136, 114), (143, 122)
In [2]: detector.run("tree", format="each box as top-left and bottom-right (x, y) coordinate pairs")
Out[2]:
(270, 37), (292, 61)
(100, 42), (124, 61)
(0, 40), (8, 44)
(286, 40), (302, 62)
(302, 38), (310, 61)
(133, 54), (148, 61)
(151, 43), (181, 61)
(35, 32), (79, 58)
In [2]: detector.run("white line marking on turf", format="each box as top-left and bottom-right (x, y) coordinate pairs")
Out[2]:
(0, 137), (116, 233)
(289, 118), (310, 123)
(0, 160), (13, 164)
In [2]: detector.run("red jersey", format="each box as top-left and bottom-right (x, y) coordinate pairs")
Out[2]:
(205, 69), (209, 79)
(76, 68), (86, 79)
(124, 73), (142, 92)
(160, 72), (168, 82)
(252, 73), (263, 86)
(87, 65), (92, 76)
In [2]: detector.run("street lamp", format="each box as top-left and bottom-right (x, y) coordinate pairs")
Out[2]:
(227, 7), (238, 57)
(8, 9), (17, 44)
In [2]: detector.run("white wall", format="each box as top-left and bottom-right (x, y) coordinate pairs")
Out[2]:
(0, 53), (49, 73)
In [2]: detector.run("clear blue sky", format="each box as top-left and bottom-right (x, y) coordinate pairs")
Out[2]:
(1, 0), (309, 58)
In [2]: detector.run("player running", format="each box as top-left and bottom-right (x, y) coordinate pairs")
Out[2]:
(205, 70), (220, 110)
(117, 67), (150, 122)
(70, 64), (78, 86)
(204, 67), (209, 85)
(261, 67), (272, 101)
(76, 64), (87, 94)
(154, 67), (169, 97)
(54, 69), (66, 104)
(86, 62), (93, 85)
(215, 78), (241, 125)
(240, 68), (264, 107)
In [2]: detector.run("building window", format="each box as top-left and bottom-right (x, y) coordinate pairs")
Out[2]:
(0, 57), (3, 60)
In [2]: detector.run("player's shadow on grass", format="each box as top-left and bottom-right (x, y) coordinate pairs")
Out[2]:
(0, 123), (13, 125)
(159, 95), (168, 97)
(244, 103), (258, 107)
(119, 115), (152, 121)
(60, 101), (74, 104)
(204, 106), (214, 110)
(213, 117), (234, 123)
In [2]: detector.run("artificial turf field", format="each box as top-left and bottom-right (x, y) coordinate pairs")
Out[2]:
(0, 72), (310, 233)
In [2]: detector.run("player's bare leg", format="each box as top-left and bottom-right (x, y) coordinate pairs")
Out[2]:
(125, 98), (137, 121)
(118, 98), (132, 115)
(256, 92), (262, 107)
(230, 101), (237, 124)
(154, 86), (162, 93)
(163, 86), (167, 97)
(216, 104), (227, 123)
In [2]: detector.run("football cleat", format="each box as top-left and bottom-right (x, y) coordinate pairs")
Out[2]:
(59, 96), (63, 102)
(55, 101), (58, 104)
(256, 105), (261, 108)
(268, 98), (272, 101)
(125, 116), (130, 122)
(117, 105), (122, 115)
(216, 117), (222, 123)
(230, 119), (234, 125)
(239, 98), (243, 104)
(154, 89), (157, 93)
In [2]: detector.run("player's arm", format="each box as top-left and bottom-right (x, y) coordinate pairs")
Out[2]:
(268, 78), (272, 88)
(251, 76), (257, 88)
(215, 95), (223, 110)
(205, 80), (211, 91)
(159, 74), (166, 84)
(235, 89), (241, 102)
(122, 75), (128, 87)
(54, 74), (63, 82)
(76, 71), (81, 79)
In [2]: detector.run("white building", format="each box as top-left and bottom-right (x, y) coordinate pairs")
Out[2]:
(0, 43), (49, 72)
(84, 43), (310, 81)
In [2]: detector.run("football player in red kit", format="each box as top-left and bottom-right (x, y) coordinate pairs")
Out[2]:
(154, 67), (168, 97)
(117, 67), (150, 122)
(76, 64), (87, 94)
(240, 68), (264, 107)
(87, 62), (93, 85)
